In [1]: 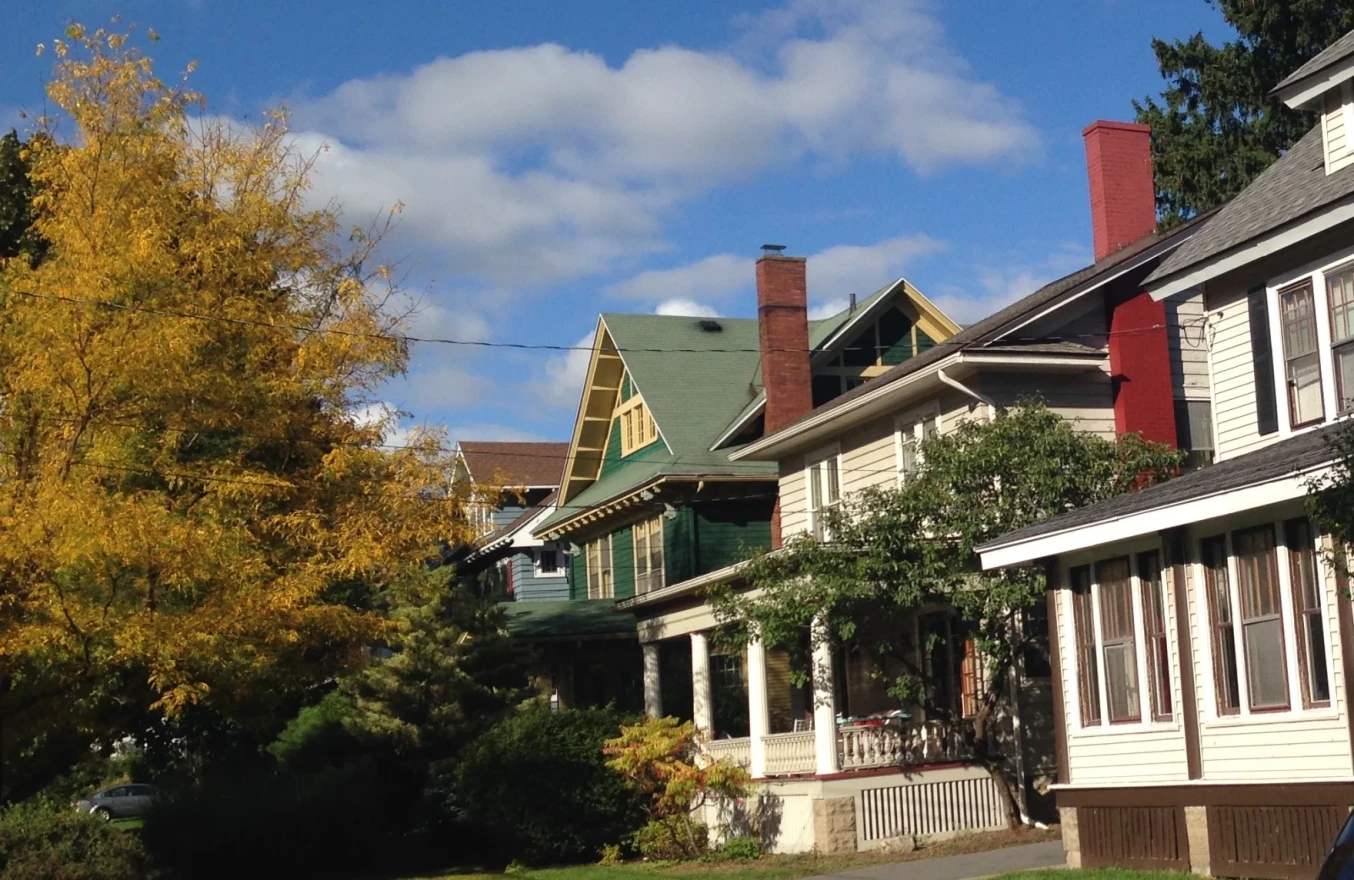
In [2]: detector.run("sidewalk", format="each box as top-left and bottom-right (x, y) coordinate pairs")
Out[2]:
(810, 840), (1066, 880)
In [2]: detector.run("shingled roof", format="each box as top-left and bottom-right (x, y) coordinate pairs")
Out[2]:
(1147, 125), (1354, 289)
(1274, 29), (1354, 97)
(458, 441), (567, 488)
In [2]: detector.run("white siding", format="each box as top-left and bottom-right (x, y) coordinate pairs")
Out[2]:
(1166, 287), (1210, 401)
(778, 453), (809, 539)
(1205, 283), (1276, 461)
(1326, 87), (1354, 175)
(979, 369), (1117, 439)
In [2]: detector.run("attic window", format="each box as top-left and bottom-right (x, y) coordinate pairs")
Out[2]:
(1322, 80), (1354, 175)
(616, 396), (659, 455)
(698, 320), (723, 332)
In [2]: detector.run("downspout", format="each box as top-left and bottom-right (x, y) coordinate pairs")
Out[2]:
(937, 367), (997, 422)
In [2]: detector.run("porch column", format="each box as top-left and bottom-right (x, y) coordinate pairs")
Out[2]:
(811, 614), (840, 775)
(642, 642), (662, 718)
(746, 635), (769, 778)
(691, 631), (713, 734)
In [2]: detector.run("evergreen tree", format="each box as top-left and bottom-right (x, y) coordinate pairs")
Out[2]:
(1136, 1), (1354, 226)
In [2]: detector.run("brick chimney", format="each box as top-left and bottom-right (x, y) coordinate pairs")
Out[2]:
(1083, 120), (1156, 261)
(1084, 121), (1177, 449)
(757, 251), (812, 434)
(757, 249), (812, 549)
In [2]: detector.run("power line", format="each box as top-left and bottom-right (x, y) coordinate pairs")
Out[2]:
(4, 287), (1201, 354)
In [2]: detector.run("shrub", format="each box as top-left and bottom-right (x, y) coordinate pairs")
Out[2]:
(457, 707), (644, 864)
(632, 816), (708, 861)
(719, 835), (761, 861)
(0, 798), (149, 880)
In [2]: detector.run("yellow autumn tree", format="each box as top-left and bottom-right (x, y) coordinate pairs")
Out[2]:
(0, 25), (481, 746)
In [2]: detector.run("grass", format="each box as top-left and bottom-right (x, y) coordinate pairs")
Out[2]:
(413, 825), (1062, 880)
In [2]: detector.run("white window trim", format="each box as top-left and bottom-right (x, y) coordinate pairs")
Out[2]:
(894, 404), (942, 485)
(1192, 513), (1339, 727)
(1062, 538), (1183, 737)
(632, 516), (665, 595)
(804, 443), (842, 542)
(534, 546), (563, 578)
(1267, 243), (1354, 437)
(585, 534), (615, 600)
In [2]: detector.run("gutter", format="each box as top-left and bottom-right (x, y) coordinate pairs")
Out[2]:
(536, 473), (774, 540)
(613, 559), (753, 612)
(937, 367), (996, 421)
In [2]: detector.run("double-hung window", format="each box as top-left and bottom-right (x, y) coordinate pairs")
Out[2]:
(1199, 519), (1333, 717)
(1068, 551), (1174, 728)
(538, 549), (559, 575)
(1280, 282), (1325, 427)
(806, 450), (841, 542)
(1328, 265), (1354, 412)
(896, 413), (939, 483)
(632, 517), (665, 595)
(585, 534), (614, 599)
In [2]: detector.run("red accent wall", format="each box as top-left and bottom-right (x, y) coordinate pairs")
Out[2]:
(1107, 285), (1177, 446)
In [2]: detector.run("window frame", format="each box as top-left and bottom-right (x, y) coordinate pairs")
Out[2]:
(536, 547), (561, 576)
(632, 516), (666, 596)
(1264, 248), (1354, 435)
(1286, 518), (1333, 710)
(894, 405), (941, 485)
(805, 444), (842, 542)
(1138, 550), (1173, 722)
(615, 394), (660, 456)
(1192, 514), (1337, 724)
(585, 533), (614, 599)
(1063, 542), (1175, 733)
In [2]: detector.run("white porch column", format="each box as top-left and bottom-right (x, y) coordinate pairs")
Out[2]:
(746, 635), (769, 779)
(811, 614), (840, 775)
(642, 642), (662, 718)
(691, 631), (713, 734)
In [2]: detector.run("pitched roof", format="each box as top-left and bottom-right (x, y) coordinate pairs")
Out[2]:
(754, 215), (1210, 441)
(977, 421), (1346, 555)
(1274, 29), (1354, 96)
(502, 599), (637, 640)
(1147, 126), (1354, 288)
(458, 441), (567, 487)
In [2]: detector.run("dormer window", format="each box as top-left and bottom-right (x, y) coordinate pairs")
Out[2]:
(1323, 82), (1354, 175)
(616, 396), (658, 455)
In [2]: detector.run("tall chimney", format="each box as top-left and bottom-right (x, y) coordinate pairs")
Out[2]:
(1083, 121), (1156, 260)
(757, 250), (812, 434)
(1083, 121), (1177, 449)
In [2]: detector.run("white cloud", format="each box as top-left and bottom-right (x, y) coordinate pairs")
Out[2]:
(808, 235), (947, 299)
(809, 298), (851, 321)
(654, 299), (723, 317)
(607, 254), (747, 301)
(445, 424), (545, 444)
(536, 330), (597, 408)
(929, 243), (1092, 324)
(287, 0), (1037, 287)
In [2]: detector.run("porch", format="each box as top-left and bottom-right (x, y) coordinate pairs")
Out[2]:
(641, 624), (972, 779)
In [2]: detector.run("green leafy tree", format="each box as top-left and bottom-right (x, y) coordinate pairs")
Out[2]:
(1136, 2), (1354, 227)
(709, 404), (1182, 822)
(0, 130), (47, 266)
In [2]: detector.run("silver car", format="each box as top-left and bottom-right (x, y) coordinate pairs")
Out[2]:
(74, 783), (159, 820)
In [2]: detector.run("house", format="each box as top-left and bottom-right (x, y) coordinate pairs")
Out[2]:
(977, 32), (1354, 880)
(618, 118), (1218, 855)
(453, 440), (641, 710)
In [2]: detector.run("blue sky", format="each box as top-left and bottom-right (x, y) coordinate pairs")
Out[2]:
(2, 1), (1230, 444)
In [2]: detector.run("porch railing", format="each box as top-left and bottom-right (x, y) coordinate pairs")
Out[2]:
(704, 736), (751, 769)
(762, 730), (816, 775)
(839, 719), (969, 771)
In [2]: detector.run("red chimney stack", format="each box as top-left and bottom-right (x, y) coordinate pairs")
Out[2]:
(1083, 121), (1176, 449)
(757, 252), (813, 434)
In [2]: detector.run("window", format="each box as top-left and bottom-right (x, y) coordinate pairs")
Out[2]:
(632, 517), (665, 595)
(807, 450), (841, 542)
(1021, 599), (1052, 679)
(1233, 525), (1289, 710)
(1138, 551), (1173, 721)
(1202, 535), (1241, 714)
(1096, 558), (1140, 723)
(1070, 566), (1101, 726)
(616, 397), (659, 456)
(1174, 399), (1215, 469)
(1279, 282), (1325, 427)
(897, 413), (939, 483)
(585, 534), (614, 599)
(1287, 518), (1331, 708)
(1328, 265), (1354, 412)
(538, 549), (559, 575)
(918, 610), (980, 719)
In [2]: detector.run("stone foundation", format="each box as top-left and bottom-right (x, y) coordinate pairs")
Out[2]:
(1058, 806), (1081, 869)
(1184, 806), (1210, 876)
(812, 796), (857, 854)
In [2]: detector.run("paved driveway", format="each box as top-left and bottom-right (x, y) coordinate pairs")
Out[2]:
(810, 840), (1066, 880)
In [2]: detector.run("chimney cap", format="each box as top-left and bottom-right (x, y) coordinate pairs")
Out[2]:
(761, 243), (787, 254)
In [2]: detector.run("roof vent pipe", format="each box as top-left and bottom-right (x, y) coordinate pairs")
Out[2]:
(849, 293), (857, 313)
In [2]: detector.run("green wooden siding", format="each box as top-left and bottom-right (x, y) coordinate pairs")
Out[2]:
(612, 524), (635, 599)
(879, 308), (915, 366)
(568, 549), (587, 601)
(598, 413), (664, 478)
(665, 507), (698, 585)
(620, 371), (633, 402)
(917, 328), (936, 353)
(695, 501), (773, 572)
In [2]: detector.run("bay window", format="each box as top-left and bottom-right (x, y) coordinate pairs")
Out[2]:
(632, 516), (665, 595)
(585, 533), (614, 599)
(1287, 518), (1332, 708)
(1096, 558), (1140, 723)
(1139, 551), (1173, 721)
(806, 449), (841, 542)
(1202, 535), (1241, 714)
(1070, 566), (1100, 726)
(1233, 525), (1289, 710)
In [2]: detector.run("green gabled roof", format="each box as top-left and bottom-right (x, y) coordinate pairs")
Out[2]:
(535, 314), (776, 534)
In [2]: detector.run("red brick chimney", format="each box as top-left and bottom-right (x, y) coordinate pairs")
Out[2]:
(757, 249), (812, 548)
(1084, 121), (1156, 261)
(1083, 121), (1177, 449)
(757, 252), (812, 433)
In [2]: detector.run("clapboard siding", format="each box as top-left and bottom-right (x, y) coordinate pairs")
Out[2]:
(980, 369), (1117, 438)
(1327, 88), (1354, 175)
(778, 455), (809, 539)
(512, 550), (569, 602)
(1166, 287), (1211, 400)
(1206, 283), (1277, 461)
